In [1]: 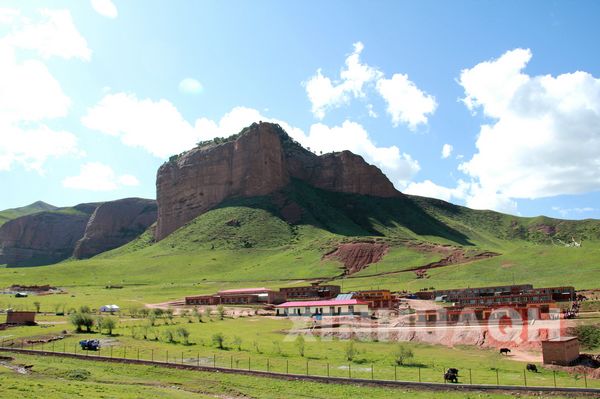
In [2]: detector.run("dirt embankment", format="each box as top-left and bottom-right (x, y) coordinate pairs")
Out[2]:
(404, 242), (499, 272)
(323, 242), (389, 275)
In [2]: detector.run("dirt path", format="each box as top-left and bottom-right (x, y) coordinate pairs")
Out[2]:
(508, 349), (542, 363)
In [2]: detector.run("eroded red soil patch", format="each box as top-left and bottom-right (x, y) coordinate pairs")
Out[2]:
(323, 242), (389, 275)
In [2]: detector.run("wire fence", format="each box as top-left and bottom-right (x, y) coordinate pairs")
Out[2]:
(1, 339), (598, 390)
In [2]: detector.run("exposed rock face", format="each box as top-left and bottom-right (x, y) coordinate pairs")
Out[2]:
(155, 122), (400, 240)
(156, 124), (290, 240)
(0, 211), (92, 266)
(73, 198), (157, 259)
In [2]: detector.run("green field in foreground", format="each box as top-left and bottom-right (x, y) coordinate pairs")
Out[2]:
(0, 353), (591, 399)
(2, 314), (599, 389)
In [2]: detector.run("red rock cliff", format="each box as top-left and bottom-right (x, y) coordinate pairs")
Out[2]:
(0, 209), (92, 266)
(73, 198), (157, 259)
(155, 122), (400, 241)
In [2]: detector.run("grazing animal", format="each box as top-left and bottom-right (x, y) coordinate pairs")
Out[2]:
(444, 370), (458, 383)
(526, 364), (538, 373)
(499, 348), (511, 355)
(447, 368), (459, 375)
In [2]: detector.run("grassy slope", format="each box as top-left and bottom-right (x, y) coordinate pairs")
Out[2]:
(0, 201), (57, 227)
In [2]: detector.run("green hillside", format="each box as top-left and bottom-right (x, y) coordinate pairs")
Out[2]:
(0, 201), (57, 226)
(1, 180), (599, 312)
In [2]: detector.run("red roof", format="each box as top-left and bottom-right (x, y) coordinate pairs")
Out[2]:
(276, 299), (370, 308)
(217, 287), (273, 295)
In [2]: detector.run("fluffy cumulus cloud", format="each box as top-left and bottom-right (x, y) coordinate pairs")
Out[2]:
(90, 0), (118, 19)
(376, 73), (437, 130)
(404, 179), (468, 202)
(441, 144), (453, 159)
(305, 42), (436, 129)
(178, 78), (203, 94)
(81, 92), (203, 158)
(0, 8), (89, 172)
(63, 162), (139, 191)
(458, 48), (600, 208)
(305, 42), (382, 119)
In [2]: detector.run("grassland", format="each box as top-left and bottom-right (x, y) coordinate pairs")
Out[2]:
(2, 353), (589, 399)
(0, 201), (56, 227)
(2, 313), (598, 390)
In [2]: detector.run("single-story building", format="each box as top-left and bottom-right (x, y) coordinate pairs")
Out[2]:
(185, 288), (286, 306)
(541, 336), (580, 366)
(6, 310), (36, 325)
(275, 299), (370, 317)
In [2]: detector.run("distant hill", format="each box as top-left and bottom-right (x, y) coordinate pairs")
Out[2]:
(0, 201), (57, 227)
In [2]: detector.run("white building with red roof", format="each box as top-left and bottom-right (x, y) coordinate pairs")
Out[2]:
(275, 299), (370, 317)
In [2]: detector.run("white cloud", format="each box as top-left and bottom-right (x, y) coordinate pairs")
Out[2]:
(90, 0), (118, 19)
(0, 9), (91, 60)
(63, 162), (139, 191)
(304, 42), (437, 129)
(457, 48), (600, 211)
(404, 179), (518, 214)
(376, 73), (437, 130)
(404, 179), (468, 202)
(82, 92), (203, 158)
(552, 206), (595, 218)
(305, 42), (382, 119)
(441, 144), (453, 159)
(0, 124), (80, 172)
(0, 9), (88, 173)
(178, 78), (203, 94)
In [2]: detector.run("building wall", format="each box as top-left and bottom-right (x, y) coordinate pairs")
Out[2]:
(276, 304), (369, 317)
(6, 311), (36, 325)
(542, 339), (580, 365)
(279, 285), (340, 300)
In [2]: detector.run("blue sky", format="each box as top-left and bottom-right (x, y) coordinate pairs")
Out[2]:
(1, 1), (600, 220)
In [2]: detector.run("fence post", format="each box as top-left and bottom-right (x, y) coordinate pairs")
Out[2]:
(371, 364), (374, 380)
(198, 353), (200, 367)
(123, 346), (126, 359)
(214, 354), (216, 368)
(444, 368), (447, 384)
(496, 369), (499, 385)
(327, 363), (329, 377)
(110, 346), (113, 358)
(348, 363), (351, 379)
(267, 358), (270, 372)
(138, 348), (140, 361)
(584, 372), (587, 388)
(553, 370), (556, 388)
(166, 350), (169, 363)
(394, 365), (397, 381)
(248, 357), (250, 371)
(286, 359), (289, 374)
(418, 367), (421, 382)
(306, 360), (308, 375)
(469, 368), (472, 384)
(63, 341), (65, 353)
(523, 369), (527, 386)
(230, 355), (232, 369)
(181, 352), (183, 364)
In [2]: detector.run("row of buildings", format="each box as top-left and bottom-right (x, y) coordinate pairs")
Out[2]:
(185, 283), (576, 319)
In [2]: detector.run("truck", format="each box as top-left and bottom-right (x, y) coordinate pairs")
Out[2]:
(79, 339), (100, 351)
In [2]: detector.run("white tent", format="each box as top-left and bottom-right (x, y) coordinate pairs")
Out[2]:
(99, 304), (120, 312)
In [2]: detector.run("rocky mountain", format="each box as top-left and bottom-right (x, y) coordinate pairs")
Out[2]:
(155, 122), (399, 240)
(73, 198), (157, 259)
(0, 204), (96, 266)
(0, 198), (157, 266)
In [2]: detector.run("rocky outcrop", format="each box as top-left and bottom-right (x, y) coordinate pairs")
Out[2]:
(73, 198), (157, 259)
(155, 122), (401, 241)
(0, 210), (92, 266)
